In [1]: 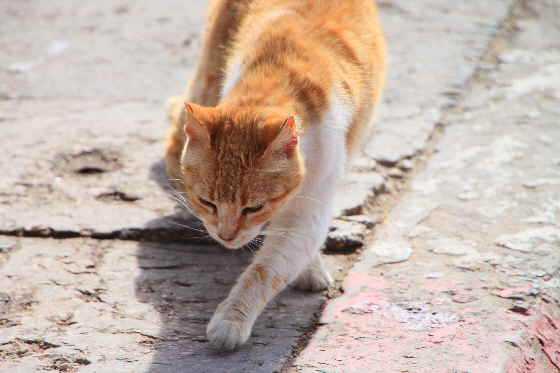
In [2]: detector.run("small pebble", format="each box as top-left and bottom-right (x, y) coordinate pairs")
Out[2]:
(399, 159), (414, 171)
(389, 169), (404, 179)
(352, 157), (377, 170)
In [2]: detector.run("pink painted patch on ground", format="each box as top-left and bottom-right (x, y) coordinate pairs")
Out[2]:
(506, 350), (539, 373)
(534, 309), (560, 370)
(420, 278), (462, 293)
(295, 271), (530, 372)
(504, 307), (560, 373)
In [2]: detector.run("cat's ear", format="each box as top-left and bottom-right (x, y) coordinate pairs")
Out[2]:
(183, 102), (212, 144)
(260, 116), (300, 160)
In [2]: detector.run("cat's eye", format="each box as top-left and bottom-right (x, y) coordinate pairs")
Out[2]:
(242, 204), (264, 215)
(199, 197), (217, 213)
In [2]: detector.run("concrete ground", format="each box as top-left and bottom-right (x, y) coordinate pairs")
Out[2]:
(1, 1), (558, 373)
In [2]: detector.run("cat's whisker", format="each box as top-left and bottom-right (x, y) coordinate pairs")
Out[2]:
(253, 235), (265, 245)
(171, 198), (195, 213)
(244, 240), (257, 254)
(167, 220), (208, 234)
(171, 194), (190, 207)
(293, 195), (324, 205)
(263, 228), (313, 240)
(259, 231), (285, 238)
(168, 191), (196, 213)
(260, 230), (292, 239)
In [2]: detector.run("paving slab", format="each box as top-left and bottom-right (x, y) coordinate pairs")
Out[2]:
(0, 0), (211, 241)
(0, 238), (325, 373)
(366, 0), (512, 165)
(0, 0), (207, 101)
(290, 0), (560, 371)
(0, 99), (210, 241)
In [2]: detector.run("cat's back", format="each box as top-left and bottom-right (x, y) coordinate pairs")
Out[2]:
(229, 0), (385, 96)
(236, 0), (386, 147)
(236, 0), (384, 60)
(217, 0), (386, 153)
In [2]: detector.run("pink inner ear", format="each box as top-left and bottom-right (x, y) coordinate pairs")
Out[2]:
(284, 117), (298, 136)
(282, 117), (299, 157)
(286, 135), (298, 157)
(257, 116), (300, 161)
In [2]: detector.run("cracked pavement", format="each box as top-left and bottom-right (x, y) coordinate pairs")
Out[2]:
(1, 0), (559, 372)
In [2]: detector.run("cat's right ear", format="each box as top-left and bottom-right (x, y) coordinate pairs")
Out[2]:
(184, 102), (212, 144)
(259, 116), (300, 160)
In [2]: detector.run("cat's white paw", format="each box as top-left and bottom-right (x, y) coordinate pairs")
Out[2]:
(292, 265), (333, 292)
(207, 306), (252, 351)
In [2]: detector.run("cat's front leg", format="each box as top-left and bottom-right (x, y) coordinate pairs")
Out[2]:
(206, 297), (254, 351)
(207, 186), (336, 350)
(207, 232), (310, 350)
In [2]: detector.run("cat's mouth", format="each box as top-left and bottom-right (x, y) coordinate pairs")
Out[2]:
(217, 236), (252, 250)
(205, 229), (244, 249)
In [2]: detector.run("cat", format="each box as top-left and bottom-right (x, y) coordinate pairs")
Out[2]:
(165, 0), (386, 351)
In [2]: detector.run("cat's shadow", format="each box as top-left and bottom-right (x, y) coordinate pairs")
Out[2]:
(134, 159), (323, 372)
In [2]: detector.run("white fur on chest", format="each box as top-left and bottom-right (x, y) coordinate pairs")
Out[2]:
(300, 92), (353, 187)
(280, 92), (353, 225)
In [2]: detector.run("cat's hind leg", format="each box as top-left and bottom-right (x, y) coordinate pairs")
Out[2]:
(291, 254), (333, 292)
(165, 96), (187, 186)
(185, 0), (253, 106)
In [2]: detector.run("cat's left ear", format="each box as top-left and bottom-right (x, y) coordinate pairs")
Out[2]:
(260, 116), (300, 159)
(183, 102), (213, 144)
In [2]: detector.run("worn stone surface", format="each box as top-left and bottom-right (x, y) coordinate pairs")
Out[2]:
(325, 219), (370, 254)
(0, 0), (211, 242)
(0, 238), (324, 373)
(334, 172), (386, 217)
(365, 0), (512, 165)
(0, 0), (205, 101)
(0, 100), (213, 242)
(368, 241), (412, 265)
(290, 1), (560, 372)
(3, 0), (559, 372)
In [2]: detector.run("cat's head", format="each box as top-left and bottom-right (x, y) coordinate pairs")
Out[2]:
(178, 102), (305, 249)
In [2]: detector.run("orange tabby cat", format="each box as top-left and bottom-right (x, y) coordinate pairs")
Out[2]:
(166, 0), (386, 350)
